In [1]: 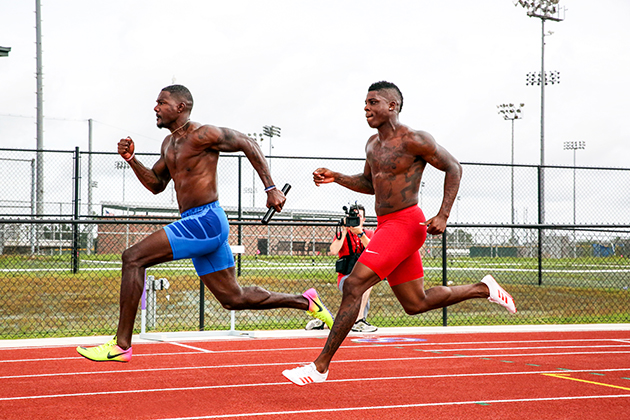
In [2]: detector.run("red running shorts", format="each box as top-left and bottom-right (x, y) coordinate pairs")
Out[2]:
(358, 205), (427, 287)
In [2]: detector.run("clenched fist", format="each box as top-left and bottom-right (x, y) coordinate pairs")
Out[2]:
(118, 137), (135, 161)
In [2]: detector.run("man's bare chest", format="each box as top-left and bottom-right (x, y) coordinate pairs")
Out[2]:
(368, 143), (421, 176)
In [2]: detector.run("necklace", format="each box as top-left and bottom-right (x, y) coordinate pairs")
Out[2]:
(171, 119), (190, 137)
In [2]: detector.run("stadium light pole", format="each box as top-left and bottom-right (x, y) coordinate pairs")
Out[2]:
(262, 125), (281, 169)
(516, 0), (565, 225)
(563, 141), (586, 226)
(497, 103), (524, 233)
(247, 133), (265, 207)
(563, 140), (585, 258)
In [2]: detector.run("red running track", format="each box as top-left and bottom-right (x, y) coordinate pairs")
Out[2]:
(1, 329), (630, 419)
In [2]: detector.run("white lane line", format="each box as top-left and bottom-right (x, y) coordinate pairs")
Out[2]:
(167, 342), (215, 353)
(1, 349), (629, 380)
(3, 348), (630, 367)
(153, 394), (630, 420)
(2, 369), (630, 402)
(3, 336), (629, 356)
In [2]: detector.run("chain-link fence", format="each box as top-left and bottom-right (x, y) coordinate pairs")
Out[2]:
(1, 148), (629, 339)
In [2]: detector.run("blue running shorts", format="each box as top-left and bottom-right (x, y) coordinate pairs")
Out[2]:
(164, 201), (234, 276)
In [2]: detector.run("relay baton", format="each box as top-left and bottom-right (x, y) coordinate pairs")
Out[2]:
(261, 183), (291, 224)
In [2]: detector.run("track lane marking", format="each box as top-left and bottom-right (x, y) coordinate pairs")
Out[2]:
(543, 373), (630, 392)
(151, 394), (630, 419)
(160, 394), (630, 419)
(2, 368), (630, 401)
(2, 337), (626, 353)
(2, 351), (630, 378)
(167, 342), (215, 353)
(3, 342), (630, 363)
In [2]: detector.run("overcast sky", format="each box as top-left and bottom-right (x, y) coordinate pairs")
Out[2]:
(1, 0), (629, 169)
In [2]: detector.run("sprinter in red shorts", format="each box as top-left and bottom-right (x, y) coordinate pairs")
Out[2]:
(283, 81), (517, 386)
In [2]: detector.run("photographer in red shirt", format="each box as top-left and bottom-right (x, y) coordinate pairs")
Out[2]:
(306, 204), (377, 332)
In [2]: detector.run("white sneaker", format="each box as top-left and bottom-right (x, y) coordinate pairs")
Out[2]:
(282, 363), (328, 386)
(305, 319), (325, 330)
(352, 318), (378, 332)
(481, 275), (517, 314)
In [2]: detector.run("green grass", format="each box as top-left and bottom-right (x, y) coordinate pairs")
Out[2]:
(1, 254), (628, 339)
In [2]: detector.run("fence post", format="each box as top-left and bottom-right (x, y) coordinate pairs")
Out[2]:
(442, 229), (448, 327)
(72, 147), (80, 274)
(237, 156), (242, 277)
(199, 278), (205, 331)
(537, 165), (543, 286)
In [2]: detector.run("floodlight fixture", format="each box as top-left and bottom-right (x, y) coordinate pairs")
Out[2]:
(0, 46), (10, 57)
(514, 0), (565, 21)
(563, 141), (586, 151)
(262, 125), (281, 138)
(497, 103), (525, 120)
(261, 125), (281, 169)
(526, 71), (560, 86)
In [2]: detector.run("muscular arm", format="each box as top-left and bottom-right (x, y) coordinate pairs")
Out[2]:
(203, 126), (284, 210)
(119, 138), (171, 195)
(412, 131), (462, 234)
(213, 127), (274, 188)
(313, 160), (375, 195)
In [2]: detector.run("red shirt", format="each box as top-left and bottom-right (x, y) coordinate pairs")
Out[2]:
(335, 229), (374, 281)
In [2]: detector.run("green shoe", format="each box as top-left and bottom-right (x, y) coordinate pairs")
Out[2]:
(303, 288), (334, 329)
(76, 337), (132, 362)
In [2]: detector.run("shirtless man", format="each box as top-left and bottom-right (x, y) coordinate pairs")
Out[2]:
(77, 85), (333, 362)
(282, 81), (516, 385)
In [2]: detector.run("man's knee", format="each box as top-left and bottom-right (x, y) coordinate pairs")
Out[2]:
(121, 247), (142, 269)
(342, 276), (369, 299)
(403, 303), (429, 316)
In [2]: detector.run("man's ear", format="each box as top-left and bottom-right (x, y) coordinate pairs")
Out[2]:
(177, 102), (187, 113)
(389, 101), (397, 112)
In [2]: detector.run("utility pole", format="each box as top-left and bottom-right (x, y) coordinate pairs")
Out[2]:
(35, 0), (44, 216)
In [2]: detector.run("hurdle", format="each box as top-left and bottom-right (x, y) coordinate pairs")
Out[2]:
(139, 244), (255, 341)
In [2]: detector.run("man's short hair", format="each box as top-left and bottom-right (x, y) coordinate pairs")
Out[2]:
(162, 85), (194, 111)
(368, 81), (403, 112)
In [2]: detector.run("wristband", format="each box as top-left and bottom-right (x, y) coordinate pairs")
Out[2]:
(264, 185), (276, 193)
(124, 152), (135, 162)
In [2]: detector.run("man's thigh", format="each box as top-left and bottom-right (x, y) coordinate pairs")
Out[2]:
(126, 228), (174, 267)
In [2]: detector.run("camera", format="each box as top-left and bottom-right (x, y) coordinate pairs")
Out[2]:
(340, 205), (361, 227)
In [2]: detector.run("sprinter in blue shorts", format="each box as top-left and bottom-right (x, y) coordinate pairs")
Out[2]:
(77, 85), (333, 362)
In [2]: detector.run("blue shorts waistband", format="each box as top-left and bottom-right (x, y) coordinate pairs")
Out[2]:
(181, 201), (220, 218)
